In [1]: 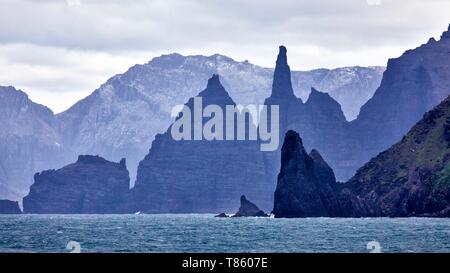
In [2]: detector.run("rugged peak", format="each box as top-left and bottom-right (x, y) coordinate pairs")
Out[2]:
(305, 87), (347, 122)
(276, 46), (288, 66)
(270, 45), (295, 99)
(196, 74), (235, 105)
(240, 194), (247, 203)
(207, 74), (221, 88)
(440, 24), (450, 39)
(274, 130), (340, 217)
(308, 87), (330, 100)
(307, 87), (337, 105)
(427, 37), (437, 44)
(282, 130), (305, 154)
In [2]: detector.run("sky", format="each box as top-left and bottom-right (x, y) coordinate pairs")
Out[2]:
(0, 0), (449, 113)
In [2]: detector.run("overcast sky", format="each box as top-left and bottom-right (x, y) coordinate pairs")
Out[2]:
(1, 0), (449, 113)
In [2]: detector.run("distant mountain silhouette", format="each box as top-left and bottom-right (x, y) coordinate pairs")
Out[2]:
(130, 75), (272, 213)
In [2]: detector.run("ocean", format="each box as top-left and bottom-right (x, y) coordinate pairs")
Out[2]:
(0, 214), (449, 253)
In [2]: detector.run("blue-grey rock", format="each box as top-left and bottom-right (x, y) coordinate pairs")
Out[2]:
(23, 155), (130, 214)
(232, 195), (268, 217)
(131, 75), (272, 213)
(0, 199), (21, 214)
(273, 131), (340, 218)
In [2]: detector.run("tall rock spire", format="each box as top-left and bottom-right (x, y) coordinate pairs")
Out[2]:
(270, 46), (296, 99)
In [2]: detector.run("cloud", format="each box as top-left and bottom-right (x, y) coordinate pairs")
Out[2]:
(0, 0), (449, 112)
(0, 43), (153, 112)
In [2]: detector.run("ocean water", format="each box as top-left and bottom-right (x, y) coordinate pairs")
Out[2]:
(0, 214), (449, 253)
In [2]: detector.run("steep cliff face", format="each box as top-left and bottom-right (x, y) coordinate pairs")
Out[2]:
(340, 94), (450, 217)
(0, 86), (67, 201)
(273, 130), (340, 218)
(23, 155), (130, 214)
(0, 200), (21, 214)
(350, 25), (450, 174)
(131, 75), (271, 213)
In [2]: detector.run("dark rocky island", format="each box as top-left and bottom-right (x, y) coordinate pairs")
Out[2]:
(232, 195), (268, 217)
(273, 131), (340, 217)
(214, 213), (228, 218)
(0, 199), (21, 214)
(23, 155), (130, 214)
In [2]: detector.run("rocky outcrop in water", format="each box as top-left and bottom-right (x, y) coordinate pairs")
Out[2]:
(23, 155), (130, 214)
(214, 213), (229, 218)
(232, 195), (268, 217)
(275, 93), (450, 217)
(0, 199), (21, 214)
(273, 131), (341, 218)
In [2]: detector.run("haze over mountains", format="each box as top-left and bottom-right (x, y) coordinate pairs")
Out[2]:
(6, 23), (450, 212)
(0, 54), (383, 201)
(2, 24), (450, 209)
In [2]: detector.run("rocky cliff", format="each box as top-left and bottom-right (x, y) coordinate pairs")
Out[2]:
(350, 25), (450, 177)
(0, 86), (68, 201)
(273, 131), (341, 218)
(23, 155), (130, 214)
(0, 199), (21, 214)
(340, 94), (450, 217)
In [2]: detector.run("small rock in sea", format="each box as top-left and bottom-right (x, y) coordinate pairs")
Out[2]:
(214, 213), (228, 218)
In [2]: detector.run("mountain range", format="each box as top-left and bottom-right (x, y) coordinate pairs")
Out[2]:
(0, 54), (383, 201)
(12, 24), (450, 214)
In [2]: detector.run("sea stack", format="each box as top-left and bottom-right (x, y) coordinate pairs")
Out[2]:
(273, 130), (341, 218)
(232, 195), (268, 217)
(23, 155), (130, 214)
(0, 200), (21, 214)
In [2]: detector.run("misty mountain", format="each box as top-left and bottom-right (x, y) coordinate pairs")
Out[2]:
(54, 53), (383, 189)
(0, 86), (68, 200)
